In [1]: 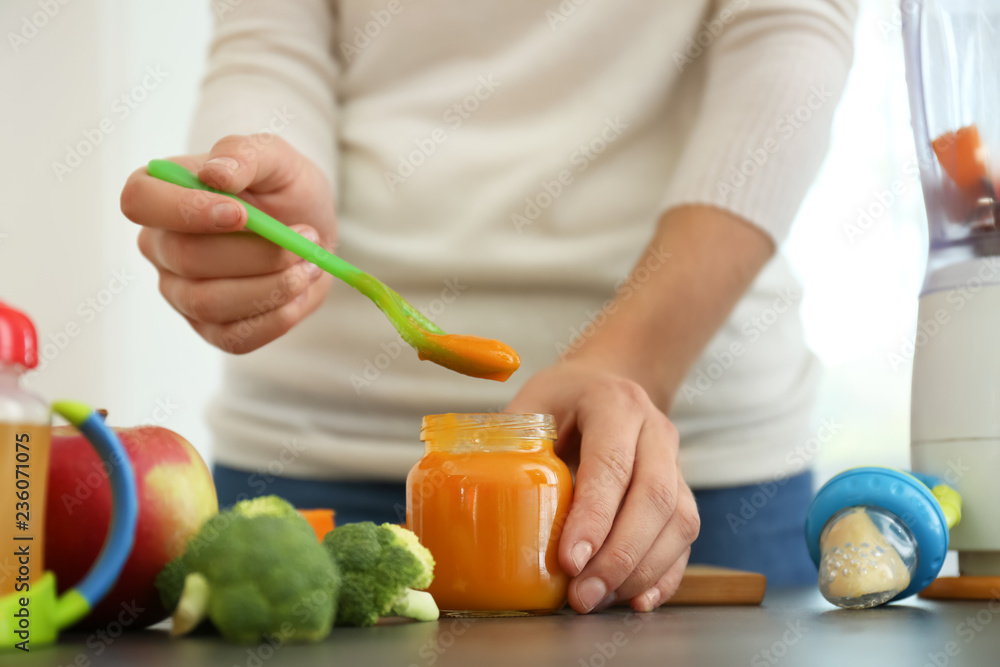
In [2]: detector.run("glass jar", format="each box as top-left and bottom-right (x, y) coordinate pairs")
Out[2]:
(0, 304), (51, 596)
(406, 413), (573, 617)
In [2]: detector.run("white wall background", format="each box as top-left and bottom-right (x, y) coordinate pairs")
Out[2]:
(0, 0), (925, 477)
(0, 1), (217, 458)
(787, 0), (927, 481)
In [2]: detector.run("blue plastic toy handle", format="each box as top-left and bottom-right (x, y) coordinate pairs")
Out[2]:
(51, 401), (139, 627)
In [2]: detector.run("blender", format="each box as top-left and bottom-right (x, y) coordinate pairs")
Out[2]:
(802, 0), (998, 609)
(905, 0), (1000, 585)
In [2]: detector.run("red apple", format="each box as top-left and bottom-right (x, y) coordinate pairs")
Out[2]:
(44, 423), (218, 629)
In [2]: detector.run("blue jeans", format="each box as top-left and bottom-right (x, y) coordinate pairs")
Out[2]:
(212, 465), (817, 588)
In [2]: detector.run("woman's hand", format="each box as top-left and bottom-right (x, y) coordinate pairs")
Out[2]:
(506, 360), (700, 614)
(121, 133), (337, 353)
(502, 206), (773, 613)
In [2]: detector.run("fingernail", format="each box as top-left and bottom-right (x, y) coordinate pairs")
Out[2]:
(212, 202), (241, 229)
(593, 591), (617, 612)
(296, 226), (320, 244)
(304, 261), (322, 281)
(204, 156), (239, 174)
(577, 577), (608, 613)
(570, 542), (592, 574)
(637, 588), (660, 612)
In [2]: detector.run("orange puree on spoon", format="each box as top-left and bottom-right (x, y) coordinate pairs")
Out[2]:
(417, 333), (521, 382)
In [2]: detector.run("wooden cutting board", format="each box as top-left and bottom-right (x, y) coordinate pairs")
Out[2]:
(919, 576), (1000, 600)
(664, 564), (767, 606)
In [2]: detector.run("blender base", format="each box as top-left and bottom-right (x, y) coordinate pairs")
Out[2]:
(911, 287), (1000, 595)
(958, 550), (1000, 576)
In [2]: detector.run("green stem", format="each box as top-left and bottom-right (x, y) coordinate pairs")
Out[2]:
(171, 573), (211, 637)
(391, 589), (439, 622)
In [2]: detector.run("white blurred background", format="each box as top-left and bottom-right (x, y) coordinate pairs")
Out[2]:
(0, 1), (217, 456)
(0, 0), (924, 480)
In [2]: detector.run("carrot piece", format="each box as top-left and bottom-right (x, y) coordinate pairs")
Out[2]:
(933, 125), (989, 193)
(297, 508), (336, 541)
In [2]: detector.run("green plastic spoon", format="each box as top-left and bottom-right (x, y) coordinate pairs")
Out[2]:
(146, 159), (519, 381)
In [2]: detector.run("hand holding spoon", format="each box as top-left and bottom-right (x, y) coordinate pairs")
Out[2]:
(146, 159), (520, 381)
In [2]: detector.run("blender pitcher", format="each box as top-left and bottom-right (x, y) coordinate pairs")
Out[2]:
(0, 302), (138, 650)
(904, 0), (1000, 576)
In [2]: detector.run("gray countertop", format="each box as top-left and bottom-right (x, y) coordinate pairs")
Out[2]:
(12, 588), (1000, 667)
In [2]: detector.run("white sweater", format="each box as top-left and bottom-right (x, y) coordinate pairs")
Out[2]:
(190, 0), (857, 488)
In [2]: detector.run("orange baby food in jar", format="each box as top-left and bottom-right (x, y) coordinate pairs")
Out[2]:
(406, 413), (573, 617)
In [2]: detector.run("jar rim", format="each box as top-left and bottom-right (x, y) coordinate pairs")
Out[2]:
(420, 413), (556, 441)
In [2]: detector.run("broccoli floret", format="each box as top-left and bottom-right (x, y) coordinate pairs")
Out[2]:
(155, 555), (189, 612)
(169, 506), (340, 643)
(155, 495), (311, 619)
(322, 522), (438, 627)
(229, 495), (301, 520)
